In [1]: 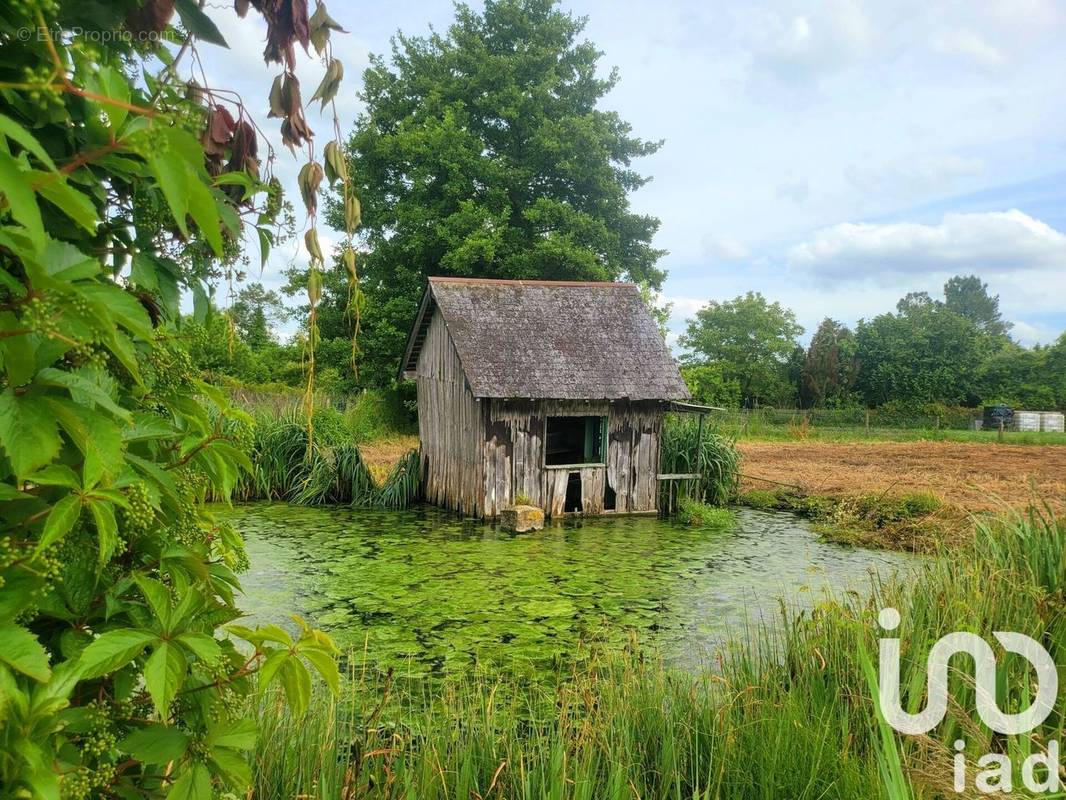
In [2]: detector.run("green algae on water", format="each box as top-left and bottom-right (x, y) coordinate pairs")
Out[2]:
(220, 503), (913, 677)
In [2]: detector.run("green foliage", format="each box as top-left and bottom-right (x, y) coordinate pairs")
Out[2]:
(681, 275), (1064, 412)
(943, 273), (1011, 338)
(310, 406), (349, 446)
(0, 5), (337, 796)
(253, 506), (1066, 799)
(679, 363), (741, 407)
(377, 448), (423, 509)
(343, 387), (417, 442)
(855, 300), (990, 406)
(801, 317), (859, 408)
(230, 282), (291, 350)
(680, 291), (804, 407)
(329, 0), (666, 387)
(184, 309), (305, 388)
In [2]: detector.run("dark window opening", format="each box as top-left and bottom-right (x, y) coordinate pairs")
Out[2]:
(545, 416), (606, 465)
(564, 472), (583, 513)
(603, 480), (616, 511)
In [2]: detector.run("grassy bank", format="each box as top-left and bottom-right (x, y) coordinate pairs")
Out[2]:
(252, 505), (1064, 799)
(711, 407), (1066, 445)
(738, 487), (959, 552)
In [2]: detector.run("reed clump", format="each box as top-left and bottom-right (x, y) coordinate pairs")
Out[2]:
(659, 416), (741, 506)
(219, 406), (421, 508)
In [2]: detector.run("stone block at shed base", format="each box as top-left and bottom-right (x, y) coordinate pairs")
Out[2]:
(500, 504), (544, 532)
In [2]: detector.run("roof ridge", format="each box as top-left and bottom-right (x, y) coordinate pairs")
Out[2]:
(428, 276), (636, 288)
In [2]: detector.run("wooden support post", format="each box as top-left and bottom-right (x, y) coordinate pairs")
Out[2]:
(696, 412), (706, 502)
(998, 419), (1004, 443)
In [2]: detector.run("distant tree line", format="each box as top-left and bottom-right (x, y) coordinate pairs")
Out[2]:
(680, 274), (1066, 411)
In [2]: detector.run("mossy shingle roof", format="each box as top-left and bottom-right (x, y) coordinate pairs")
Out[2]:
(401, 278), (690, 401)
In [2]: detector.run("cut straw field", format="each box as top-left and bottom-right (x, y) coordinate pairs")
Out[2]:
(738, 440), (1066, 512)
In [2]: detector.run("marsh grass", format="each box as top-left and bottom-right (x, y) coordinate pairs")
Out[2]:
(676, 497), (736, 528)
(226, 409), (421, 509)
(253, 505), (1065, 799)
(659, 416), (740, 507)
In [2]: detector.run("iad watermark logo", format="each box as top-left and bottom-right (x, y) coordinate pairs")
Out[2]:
(877, 608), (1061, 793)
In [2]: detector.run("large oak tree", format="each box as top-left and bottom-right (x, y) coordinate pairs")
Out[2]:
(329, 0), (665, 386)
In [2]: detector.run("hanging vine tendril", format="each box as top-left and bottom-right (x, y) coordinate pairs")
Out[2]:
(243, 0), (358, 452)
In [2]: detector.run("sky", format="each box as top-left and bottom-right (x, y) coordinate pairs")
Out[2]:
(193, 0), (1066, 348)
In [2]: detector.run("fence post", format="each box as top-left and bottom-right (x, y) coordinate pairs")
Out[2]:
(864, 409), (870, 435)
(997, 419), (1004, 443)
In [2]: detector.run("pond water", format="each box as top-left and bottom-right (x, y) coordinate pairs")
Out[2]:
(221, 503), (914, 676)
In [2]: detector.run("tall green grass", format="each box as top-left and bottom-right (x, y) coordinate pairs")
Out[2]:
(221, 408), (421, 509)
(253, 505), (1065, 798)
(659, 414), (740, 507)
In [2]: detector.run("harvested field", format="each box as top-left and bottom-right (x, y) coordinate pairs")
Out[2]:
(738, 441), (1066, 513)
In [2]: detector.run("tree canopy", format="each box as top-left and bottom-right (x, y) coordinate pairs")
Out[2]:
(801, 318), (858, 408)
(680, 292), (804, 407)
(329, 0), (665, 386)
(854, 301), (990, 406)
(943, 273), (1011, 338)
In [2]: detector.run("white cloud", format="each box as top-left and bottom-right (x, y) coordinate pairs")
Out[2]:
(1011, 319), (1061, 347)
(746, 0), (872, 84)
(701, 234), (749, 261)
(788, 210), (1066, 281)
(931, 29), (1005, 67)
(844, 155), (985, 200)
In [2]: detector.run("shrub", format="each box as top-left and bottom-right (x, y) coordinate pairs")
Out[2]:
(344, 388), (417, 443)
(311, 406), (350, 446)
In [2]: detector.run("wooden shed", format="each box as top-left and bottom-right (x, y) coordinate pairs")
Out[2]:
(400, 277), (692, 518)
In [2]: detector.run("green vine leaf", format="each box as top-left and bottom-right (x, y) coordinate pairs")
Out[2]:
(0, 151), (44, 249)
(0, 113), (56, 169)
(175, 0), (230, 48)
(0, 623), (51, 682)
(168, 762), (212, 800)
(30, 173), (97, 233)
(143, 640), (186, 718)
(38, 493), (82, 551)
(88, 498), (119, 565)
(118, 724), (190, 765)
(78, 629), (156, 679)
(0, 388), (62, 479)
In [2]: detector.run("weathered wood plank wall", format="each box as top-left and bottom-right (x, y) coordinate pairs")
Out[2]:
(487, 399), (662, 518)
(416, 309), (664, 518)
(416, 313), (485, 516)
